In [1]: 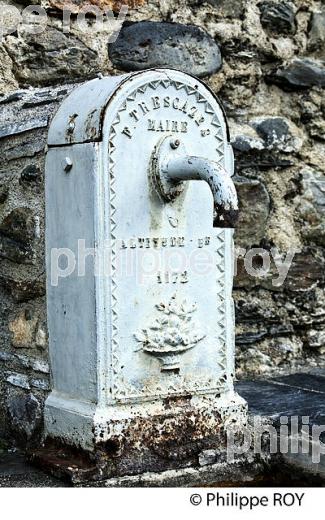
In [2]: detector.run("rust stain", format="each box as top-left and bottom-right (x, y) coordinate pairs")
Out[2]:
(85, 109), (99, 141)
(49, 0), (145, 13)
(29, 405), (228, 483)
(91, 405), (225, 469)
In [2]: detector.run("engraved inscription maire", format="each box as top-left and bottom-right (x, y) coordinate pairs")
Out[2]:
(148, 119), (188, 133)
(122, 92), (212, 139)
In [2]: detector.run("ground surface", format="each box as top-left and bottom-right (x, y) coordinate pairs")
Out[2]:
(0, 370), (324, 487)
(0, 451), (69, 487)
(237, 370), (325, 436)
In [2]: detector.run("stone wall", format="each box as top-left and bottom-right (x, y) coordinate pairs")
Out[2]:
(0, 0), (324, 445)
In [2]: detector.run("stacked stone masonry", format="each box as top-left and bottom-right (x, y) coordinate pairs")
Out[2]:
(0, 0), (324, 446)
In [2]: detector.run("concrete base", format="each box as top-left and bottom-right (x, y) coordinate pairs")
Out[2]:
(78, 458), (267, 487)
(28, 442), (267, 487)
(2, 447), (323, 487)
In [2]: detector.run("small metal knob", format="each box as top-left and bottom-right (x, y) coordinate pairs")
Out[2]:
(64, 157), (73, 173)
(170, 139), (180, 150)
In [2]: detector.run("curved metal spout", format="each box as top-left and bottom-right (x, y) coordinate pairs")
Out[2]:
(166, 155), (238, 228)
(150, 137), (239, 228)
